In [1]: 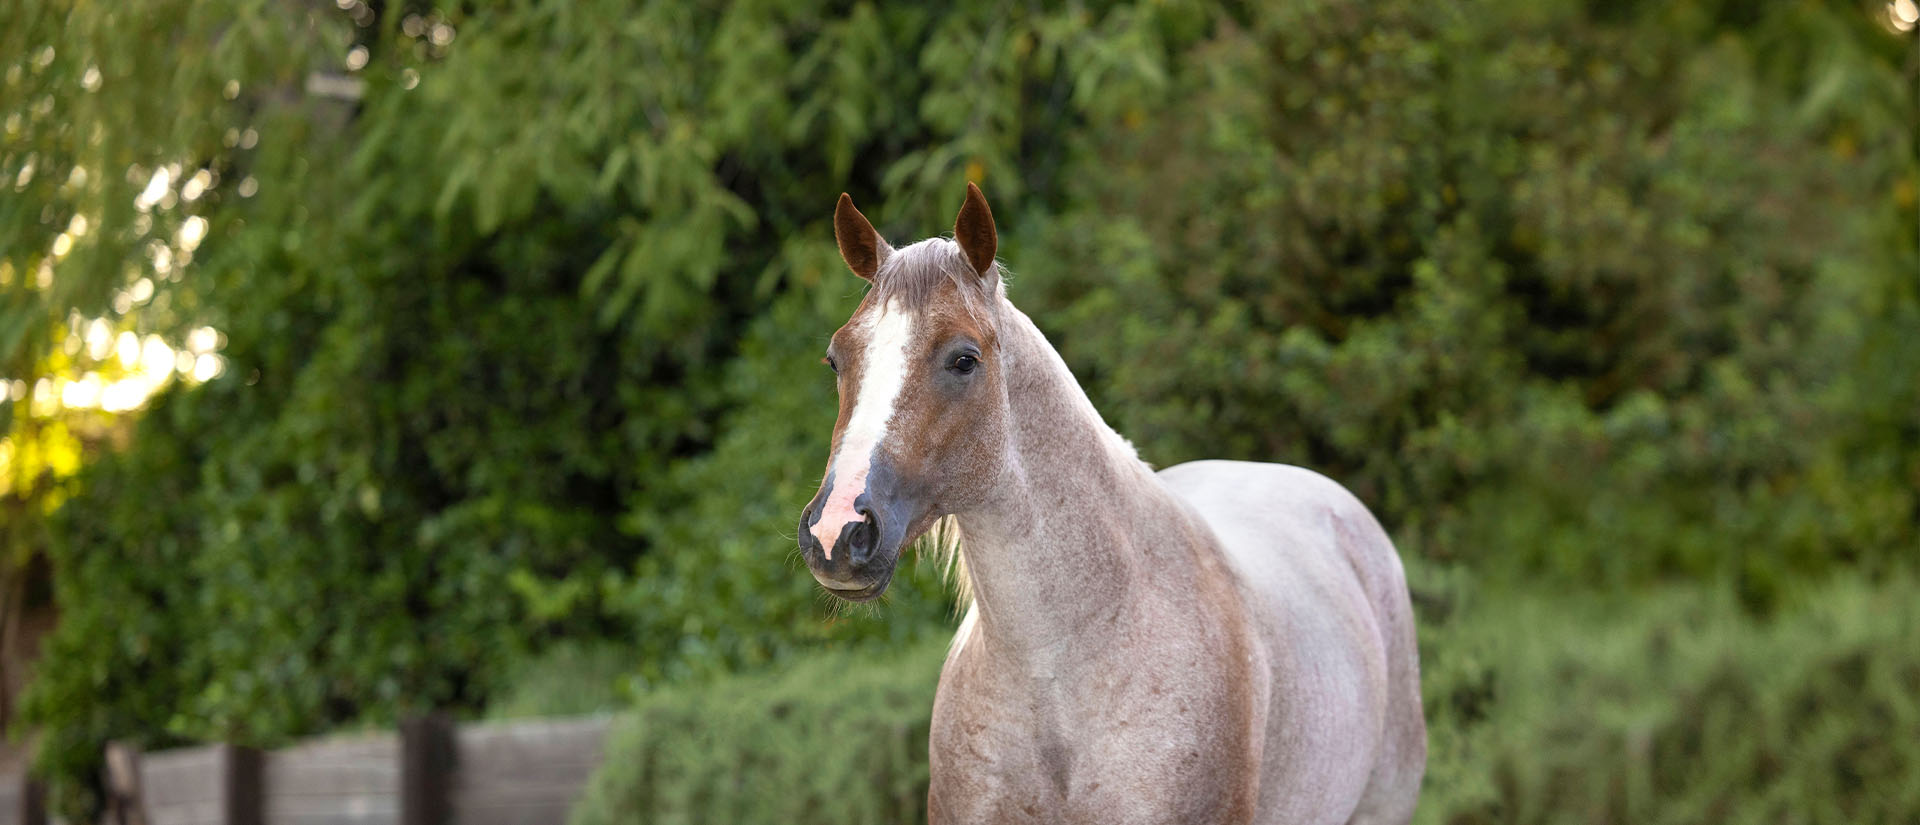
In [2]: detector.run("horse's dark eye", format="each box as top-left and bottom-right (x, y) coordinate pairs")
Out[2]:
(950, 354), (978, 374)
(823, 355), (839, 374)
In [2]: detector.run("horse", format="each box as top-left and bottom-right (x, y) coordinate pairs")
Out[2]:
(796, 183), (1427, 825)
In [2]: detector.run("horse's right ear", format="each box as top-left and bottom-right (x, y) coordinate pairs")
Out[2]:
(834, 193), (892, 282)
(953, 182), (997, 277)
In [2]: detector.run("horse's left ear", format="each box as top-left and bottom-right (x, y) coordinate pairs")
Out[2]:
(954, 181), (997, 277)
(835, 193), (892, 282)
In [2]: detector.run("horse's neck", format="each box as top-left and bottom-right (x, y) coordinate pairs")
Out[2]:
(955, 303), (1209, 670)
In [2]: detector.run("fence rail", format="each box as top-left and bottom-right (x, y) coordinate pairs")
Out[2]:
(0, 772), (44, 825)
(0, 714), (610, 825)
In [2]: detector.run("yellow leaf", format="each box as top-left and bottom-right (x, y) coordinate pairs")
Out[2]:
(1828, 132), (1857, 160)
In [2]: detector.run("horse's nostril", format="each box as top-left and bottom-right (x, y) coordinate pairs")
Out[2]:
(847, 515), (879, 565)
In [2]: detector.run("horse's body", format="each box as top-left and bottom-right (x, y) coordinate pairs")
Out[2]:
(799, 185), (1425, 824)
(927, 305), (1424, 825)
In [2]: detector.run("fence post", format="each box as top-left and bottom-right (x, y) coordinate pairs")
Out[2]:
(399, 714), (453, 825)
(21, 778), (45, 825)
(102, 741), (143, 825)
(3, 773), (47, 825)
(222, 745), (263, 825)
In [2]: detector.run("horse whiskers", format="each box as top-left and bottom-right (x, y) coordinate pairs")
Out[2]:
(783, 545), (814, 576)
(816, 587), (885, 621)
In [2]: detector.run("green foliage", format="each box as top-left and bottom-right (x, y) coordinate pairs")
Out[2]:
(565, 572), (1920, 825)
(19, 405), (217, 809)
(1417, 572), (1920, 825)
(485, 641), (634, 720)
(569, 637), (945, 825)
(1016, 0), (1919, 597)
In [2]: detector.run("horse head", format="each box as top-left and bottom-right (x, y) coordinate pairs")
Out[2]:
(797, 183), (1007, 602)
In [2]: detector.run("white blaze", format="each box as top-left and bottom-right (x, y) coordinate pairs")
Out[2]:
(812, 299), (915, 558)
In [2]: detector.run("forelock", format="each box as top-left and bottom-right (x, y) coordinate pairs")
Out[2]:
(869, 238), (1002, 317)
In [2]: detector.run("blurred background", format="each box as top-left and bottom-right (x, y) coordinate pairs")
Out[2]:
(2, 0), (1917, 821)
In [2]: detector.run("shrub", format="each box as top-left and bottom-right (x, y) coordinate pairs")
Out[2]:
(569, 570), (1920, 824)
(569, 637), (947, 825)
(1016, 0), (1918, 596)
(1419, 573), (1920, 824)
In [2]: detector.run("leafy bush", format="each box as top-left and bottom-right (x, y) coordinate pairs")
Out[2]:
(1419, 572), (1920, 825)
(569, 637), (946, 825)
(565, 569), (1920, 824)
(485, 641), (638, 721)
(1016, 0), (1918, 598)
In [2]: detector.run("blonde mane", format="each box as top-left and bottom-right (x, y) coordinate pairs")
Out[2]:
(916, 513), (973, 612)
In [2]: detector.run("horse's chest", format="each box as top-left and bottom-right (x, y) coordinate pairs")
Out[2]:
(929, 646), (1257, 824)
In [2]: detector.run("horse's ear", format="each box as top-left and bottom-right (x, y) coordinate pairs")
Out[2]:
(834, 193), (891, 282)
(953, 181), (997, 277)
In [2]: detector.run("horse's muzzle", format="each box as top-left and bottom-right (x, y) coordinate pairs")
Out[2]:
(799, 512), (893, 601)
(799, 469), (909, 602)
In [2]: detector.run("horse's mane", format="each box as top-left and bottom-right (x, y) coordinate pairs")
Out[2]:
(916, 514), (971, 609)
(917, 514), (978, 661)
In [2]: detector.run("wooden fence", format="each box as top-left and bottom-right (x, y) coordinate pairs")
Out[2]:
(0, 714), (610, 825)
(0, 773), (43, 825)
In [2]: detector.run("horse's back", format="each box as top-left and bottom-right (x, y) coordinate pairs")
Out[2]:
(1157, 460), (1426, 825)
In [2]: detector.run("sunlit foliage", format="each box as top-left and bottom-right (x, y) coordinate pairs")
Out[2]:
(1, 0), (307, 759)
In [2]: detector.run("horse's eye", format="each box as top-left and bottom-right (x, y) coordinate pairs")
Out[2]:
(950, 354), (978, 375)
(823, 355), (839, 374)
